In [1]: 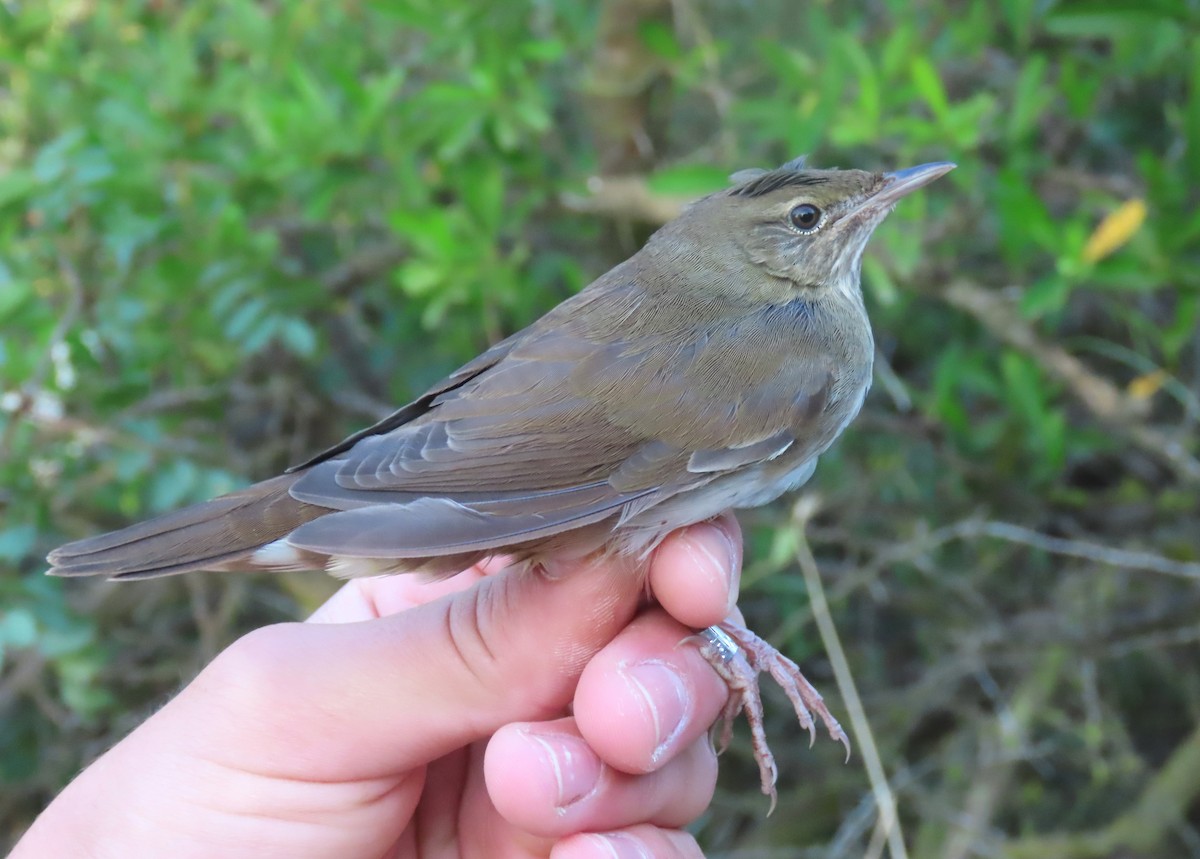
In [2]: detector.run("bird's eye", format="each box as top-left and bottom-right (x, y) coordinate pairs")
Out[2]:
(788, 203), (823, 233)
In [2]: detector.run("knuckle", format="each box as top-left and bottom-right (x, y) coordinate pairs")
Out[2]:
(442, 585), (505, 689)
(196, 622), (300, 710)
(654, 740), (718, 827)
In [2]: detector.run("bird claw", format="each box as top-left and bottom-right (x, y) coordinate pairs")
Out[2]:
(696, 621), (850, 808)
(713, 692), (740, 755)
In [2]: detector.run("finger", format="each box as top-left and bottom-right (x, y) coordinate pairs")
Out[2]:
(312, 514), (739, 626)
(649, 513), (741, 630)
(484, 717), (716, 838)
(574, 610), (728, 774)
(552, 827), (705, 859)
(307, 565), (490, 623)
(160, 550), (646, 783)
(348, 554), (517, 618)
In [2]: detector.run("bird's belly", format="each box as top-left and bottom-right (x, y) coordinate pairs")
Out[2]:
(617, 454), (819, 555)
(726, 455), (820, 508)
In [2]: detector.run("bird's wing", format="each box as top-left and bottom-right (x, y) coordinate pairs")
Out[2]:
(285, 288), (834, 558)
(286, 328), (527, 472)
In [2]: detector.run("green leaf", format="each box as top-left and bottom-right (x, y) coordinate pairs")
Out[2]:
(1000, 350), (1048, 430)
(148, 459), (200, 513)
(1019, 275), (1071, 319)
(0, 525), (37, 563)
(1186, 40), (1200, 182)
(397, 260), (444, 295)
(0, 170), (37, 208)
(910, 56), (950, 122)
(835, 33), (881, 138)
(279, 317), (318, 358)
(638, 20), (682, 61)
(1046, 0), (1190, 33)
(225, 296), (269, 341)
(1008, 55), (1050, 142)
(0, 608), (37, 650)
(862, 255), (899, 307)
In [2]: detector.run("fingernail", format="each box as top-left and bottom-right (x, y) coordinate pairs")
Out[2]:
(717, 523), (741, 615)
(685, 522), (740, 615)
(584, 833), (653, 859)
(520, 729), (602, 809)
(621, 660), (691, 765)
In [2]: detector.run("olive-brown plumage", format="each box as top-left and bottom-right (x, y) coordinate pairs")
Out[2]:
(48, 159), (952, 581)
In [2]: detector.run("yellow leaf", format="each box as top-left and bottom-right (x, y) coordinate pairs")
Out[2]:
(1082, 199), (1147, 263)
(1127, 369), (1167, 401)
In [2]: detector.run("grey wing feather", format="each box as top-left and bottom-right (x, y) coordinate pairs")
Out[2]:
(687, 429), (794, 473)
(286, 331), (525, 473)
(287, 483), (651, 557)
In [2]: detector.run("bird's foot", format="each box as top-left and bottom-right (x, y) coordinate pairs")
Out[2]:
(697, 621), (849, 810)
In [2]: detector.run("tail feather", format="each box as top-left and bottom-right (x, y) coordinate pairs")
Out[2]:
(47, 474), (325, 580)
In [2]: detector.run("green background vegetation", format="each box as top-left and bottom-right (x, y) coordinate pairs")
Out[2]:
(2, 0), (1199, 854)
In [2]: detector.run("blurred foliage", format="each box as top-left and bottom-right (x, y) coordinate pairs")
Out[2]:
(2, 0), (1199, 855)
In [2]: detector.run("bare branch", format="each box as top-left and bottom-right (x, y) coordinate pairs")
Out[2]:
(561, 174), (690, 224)
(321, 242), (406, 299)
(794, 496), (909, 859)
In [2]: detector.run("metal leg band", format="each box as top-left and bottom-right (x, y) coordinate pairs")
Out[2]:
(700, 625), (740, 663)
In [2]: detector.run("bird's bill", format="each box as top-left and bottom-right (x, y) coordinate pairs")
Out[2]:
(872, 161), (956, 206)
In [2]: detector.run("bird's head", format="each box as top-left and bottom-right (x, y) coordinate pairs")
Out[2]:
(646, 158), (954, 306)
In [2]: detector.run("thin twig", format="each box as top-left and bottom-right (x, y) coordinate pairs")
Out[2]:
(873, 346), (914, 413)
(321, 241), (406, 298)
(851, 516), (1200, 587)
(793, 496), (909, 859)
(937, 519), (1200, 581)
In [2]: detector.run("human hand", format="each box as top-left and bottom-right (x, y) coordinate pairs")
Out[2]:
(15, 515), (742, 858)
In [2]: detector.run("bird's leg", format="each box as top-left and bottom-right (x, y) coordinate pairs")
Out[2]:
(697, 622), (850, 808)
(698, 626), (779, 807)
(724, 622), (850, 754)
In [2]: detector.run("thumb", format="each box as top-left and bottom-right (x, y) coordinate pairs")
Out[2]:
(155, 554), (644, 782)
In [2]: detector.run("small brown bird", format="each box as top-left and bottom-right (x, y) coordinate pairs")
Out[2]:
(48, 157), (953, 799)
